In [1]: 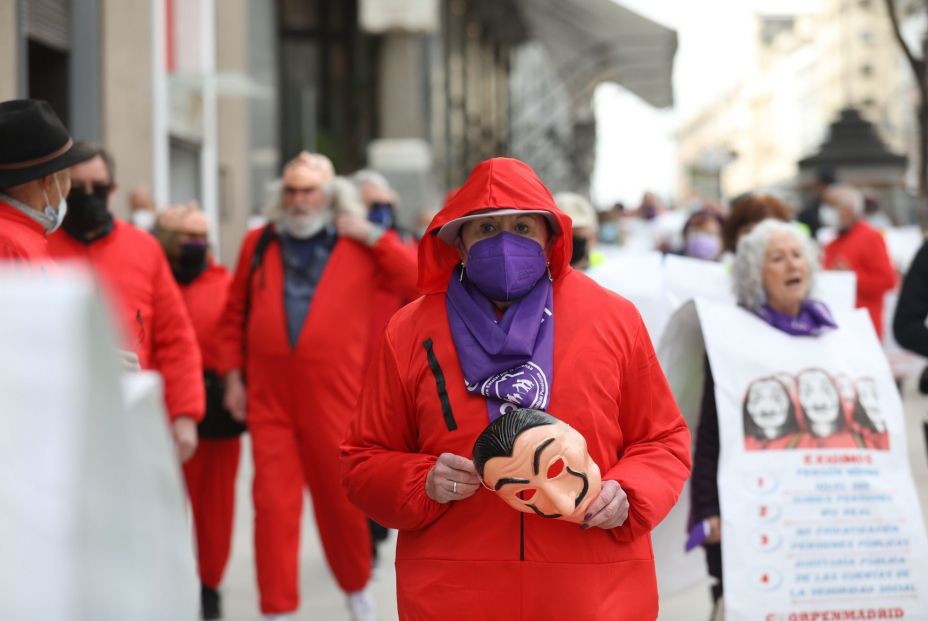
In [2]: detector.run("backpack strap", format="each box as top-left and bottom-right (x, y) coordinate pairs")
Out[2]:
(243, 223), (278, 326)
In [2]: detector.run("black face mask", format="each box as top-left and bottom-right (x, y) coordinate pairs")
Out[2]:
(63, 185), (114, 243)
(172, 242), (209, 284)
(570, 235), (589, 267)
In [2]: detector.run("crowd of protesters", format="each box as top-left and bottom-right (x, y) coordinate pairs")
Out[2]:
(2, 98), (927, 621)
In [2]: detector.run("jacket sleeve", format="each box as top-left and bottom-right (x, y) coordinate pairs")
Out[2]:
(893, 240), (928, 357)
(854, 232), (897, 299)
(149, 251), (205, 421)
(605, 318), (692, 541)
(341, 327), (450, 530)
(0, 240), (27, 259)
(217, 233), (256, 375)
(689, 359), (720, 526)
(371, 231), (419, 300)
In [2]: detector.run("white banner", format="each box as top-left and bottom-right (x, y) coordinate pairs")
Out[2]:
(590, 253), (856, 347)
(693, 297), (928, 620)
(595, 255), (858, 597)
(0, 267), (196, 620)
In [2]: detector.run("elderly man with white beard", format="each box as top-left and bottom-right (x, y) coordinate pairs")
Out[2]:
(218, 152), (418, 621)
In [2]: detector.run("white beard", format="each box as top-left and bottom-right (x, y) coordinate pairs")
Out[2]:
(281, 210), (330, 239)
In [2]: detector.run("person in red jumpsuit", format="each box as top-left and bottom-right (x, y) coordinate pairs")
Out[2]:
(47, 143), (204, 460)
(0, 99), (95, 261)
(218, 152), (417, 621)
(341, 157), (691, 620)
(822, 184), (896, 339)
(154, 203), (244, 620)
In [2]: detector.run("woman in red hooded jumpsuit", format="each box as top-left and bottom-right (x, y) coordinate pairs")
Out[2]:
(341, 158), (691, 620)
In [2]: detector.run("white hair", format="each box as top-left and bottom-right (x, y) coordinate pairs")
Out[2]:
(733, 218), (819, 310)
(328, 176), (367, 217)
(825, 184), (865, 216)
(351, 169), (392, 192)
(263, 157), (337, 223)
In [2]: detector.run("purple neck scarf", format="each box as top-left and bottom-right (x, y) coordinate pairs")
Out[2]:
(446, 268), (554, 422)
(753, 299), (837, 336)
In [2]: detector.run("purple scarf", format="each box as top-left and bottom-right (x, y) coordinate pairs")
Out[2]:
(753, 299), (837, 336)
(446, 269), (554, 422)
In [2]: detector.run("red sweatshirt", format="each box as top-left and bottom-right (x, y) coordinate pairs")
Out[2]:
(180, 261), (231, 371)
(823, 220), (896, 338)
(0, 201), (50, 261)
(48, 219), (204, 421)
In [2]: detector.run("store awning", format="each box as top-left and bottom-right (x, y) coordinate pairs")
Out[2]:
(516, 0), (677, 108)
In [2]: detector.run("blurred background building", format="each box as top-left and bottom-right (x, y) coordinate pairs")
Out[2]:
(0, 0), (676, 261)
(676, 0), (920, 221)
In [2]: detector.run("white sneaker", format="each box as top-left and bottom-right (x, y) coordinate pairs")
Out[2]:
(347, 586), (378, 621)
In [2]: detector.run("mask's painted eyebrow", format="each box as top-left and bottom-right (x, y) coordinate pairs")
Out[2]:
(494, 477), (530, 491)
(533, 437), (556, 476)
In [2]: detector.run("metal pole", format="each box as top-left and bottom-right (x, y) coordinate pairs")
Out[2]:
(152, 0), (170, 211)
(200, 0), (220, 257)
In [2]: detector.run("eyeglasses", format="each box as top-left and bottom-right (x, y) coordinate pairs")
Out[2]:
(283, 185), (321, 196)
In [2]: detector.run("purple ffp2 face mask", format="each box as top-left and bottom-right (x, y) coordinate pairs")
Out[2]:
(465, 232), (547, 301)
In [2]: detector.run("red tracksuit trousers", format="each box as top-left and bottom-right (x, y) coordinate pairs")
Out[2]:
(248, 375), (372, 614)
(183, 437), (242, 589)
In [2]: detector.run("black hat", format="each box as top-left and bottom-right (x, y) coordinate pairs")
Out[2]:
(0, 99), (97, 189)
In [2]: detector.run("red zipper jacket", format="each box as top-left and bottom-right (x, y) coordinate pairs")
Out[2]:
(823, 221), (896, 338)
(341, 158), (691, 620)
(48, 219), (204, 421)
(0, 201), (50, 261)
(180, 260), (231, 372)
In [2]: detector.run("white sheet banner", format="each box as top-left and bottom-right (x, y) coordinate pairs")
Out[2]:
(591, 253), (856, 349)
(695, 297), (928, 620)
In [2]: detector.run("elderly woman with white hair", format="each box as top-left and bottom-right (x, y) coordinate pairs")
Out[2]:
(690, 218), (839, 617)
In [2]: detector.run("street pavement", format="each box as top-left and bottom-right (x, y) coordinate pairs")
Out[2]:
(218, 379), (928, 621)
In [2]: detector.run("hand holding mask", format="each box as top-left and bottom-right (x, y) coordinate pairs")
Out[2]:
(472, 408), (602, 523)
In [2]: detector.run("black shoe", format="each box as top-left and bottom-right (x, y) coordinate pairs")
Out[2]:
(201, 584), (221, 620)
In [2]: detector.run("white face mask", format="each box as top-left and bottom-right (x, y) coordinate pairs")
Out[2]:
(819, 203), (838, 228)
(131, 209), (157, 231)
(40, 173), (68, 234)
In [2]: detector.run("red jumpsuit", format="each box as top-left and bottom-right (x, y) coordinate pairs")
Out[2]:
(218, 227), (417, 614)
(341, 158), (692, 620)
(0, 200), (50, 261)
(179, 261), (241, 590)
(48, 219), (204, 421)
(823, 221), (897, 339)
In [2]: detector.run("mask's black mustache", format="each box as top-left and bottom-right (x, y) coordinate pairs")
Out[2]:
(566, 466), (589, 508)
(527, 503), (561, 519)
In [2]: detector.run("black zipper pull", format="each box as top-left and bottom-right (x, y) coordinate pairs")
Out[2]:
(136, 309), (145, 346)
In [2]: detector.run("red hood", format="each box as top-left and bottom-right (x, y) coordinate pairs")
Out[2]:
(418, 158), (573, 294)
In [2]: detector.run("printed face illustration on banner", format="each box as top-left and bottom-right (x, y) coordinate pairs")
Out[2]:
(854, 377), (886, 434)
(742, 377), (800, 449)
(835, 373), (857, 406)
(796, 368), (843, 437)
(472, 408), (602, 523)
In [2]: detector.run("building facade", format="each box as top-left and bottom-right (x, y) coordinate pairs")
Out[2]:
(676, 0), (917, 218)
(1, 0), (676, 261)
